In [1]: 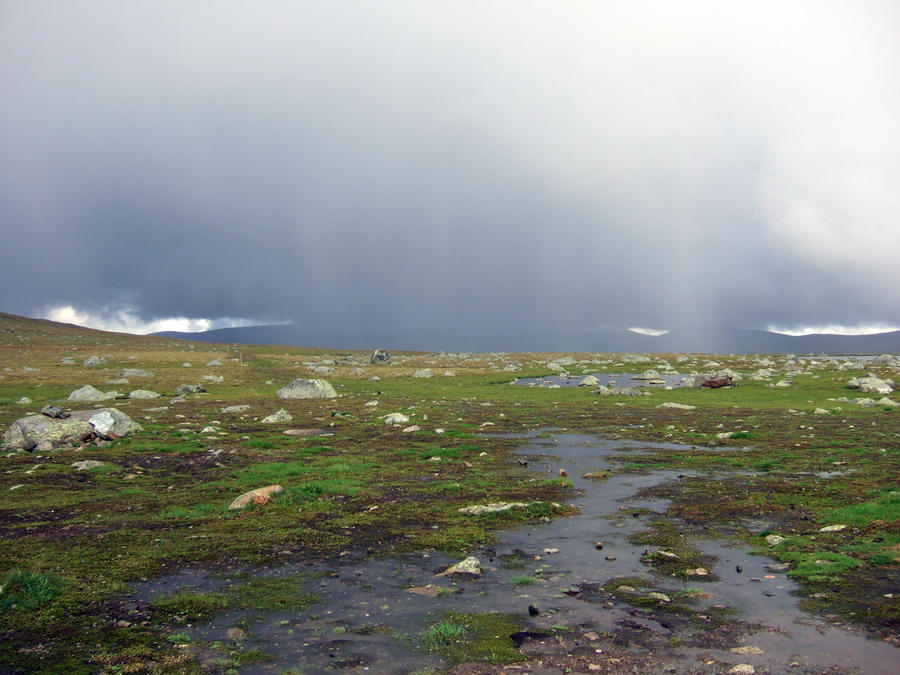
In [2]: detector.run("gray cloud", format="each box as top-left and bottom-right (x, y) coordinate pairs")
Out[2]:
(2, 1), (898, 347)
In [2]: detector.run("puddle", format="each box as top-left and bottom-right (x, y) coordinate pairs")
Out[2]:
(515, 372), (691, 389)
(131, 433), (897, 673)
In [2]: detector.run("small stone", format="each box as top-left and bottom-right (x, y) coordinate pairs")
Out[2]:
(543, 547), (559, 554)
(221, 405), (250, 414)
(819, 524), (846, 532)
(765, 534), (785, 546)
(731, 646), (764, 655)
(405, 584), (446, 597)
(728, 666), (755, 675)
(228, 485), (283, 510)
(72, 460), (106, 471)
(436, 556), (481, 577)
(647, 592), (670, 602)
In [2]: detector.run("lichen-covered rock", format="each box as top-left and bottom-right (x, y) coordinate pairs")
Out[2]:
(228, 485), (283, 510)
(847, 376), (892, 395)
(579, 375), (600, 387)
(82, 356), (106, 367)
(129, 390), (160, 399)
(370, 348), (391, 364)
(174, 384), (206, 395)
(383, 412), (410, 425)
(70, 408), (142, 439)
(276, 378), (338, 399)
(413, 368), (433, 378)
(221, 405), (250, 413)
(3, 415), (94, 451)
(67, 385), (117, 402)
(261, 409), (293, 423)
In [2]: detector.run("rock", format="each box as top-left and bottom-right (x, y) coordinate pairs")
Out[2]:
(658, 402), (696, 410)
(646, 592), (670, 602)
(697, 375), (734, 388)
(413, 368), (434, 378)
(72, 460), (106, 471)
(774, 380), (793, 388)
(283, 428), (330, 437)
(436, 556), (481, 577)
(443, 371), (456, 377)
(730, 646), (764, 655)
(765, 534), (785, 546)
(847, 376), (892, 395)
(105, 378), (129, 385)
(878, 397), (899, 407)
(225, 627), (245, 640)
(181, 362), (192, 367)
(261, 409), (293, 423)
(685, 568), (709, 576)
(70, 408), (142, 439)
(122, 369), (152, 378)
(228, 485), (283, 510)
(276, 378), (338, 399)
(728, 665), (755, 674)
(634, 369), (660, 380)
(595, 385), (610, 396)
(370, 349), (391, 364)
(579, 375), (600, 387)
(814, 408), (830, 415)
(206, 359), (223, 366)
(402, 425), (421, 433)
(383, 413), (410, 426)
(202, 374), (224, 383)
(60, 357), (76, 365)
(458, 501), (532, 515)
(819, 524), (846, 532)
(41, 405), (70, 419)
(764, 563), (791, 572)
(221, 405), (250, 414)
(67, 385), (117, 402)
(82, 356), (106, 367)
(174, 384), (206, 395)
(3, 415), (94, 451)
(855, 398), (879, 407)
(17, 397), (32, 405)
(129, 390), (160, 399)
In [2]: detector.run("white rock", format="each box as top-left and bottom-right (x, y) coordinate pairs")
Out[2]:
(384, 413), (410, 425)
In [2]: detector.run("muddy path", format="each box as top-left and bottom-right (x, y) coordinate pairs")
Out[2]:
(130, 433), (898, 674)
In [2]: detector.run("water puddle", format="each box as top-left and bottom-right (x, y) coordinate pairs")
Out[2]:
(515, 372), (691, 389)
(130, 433), (897, 673)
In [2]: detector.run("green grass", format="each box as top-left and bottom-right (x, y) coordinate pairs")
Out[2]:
(0, 571), (67, 611)
(151, 590), (230, 622)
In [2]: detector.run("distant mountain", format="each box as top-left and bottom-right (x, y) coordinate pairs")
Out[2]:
(153, 323), (900, 355)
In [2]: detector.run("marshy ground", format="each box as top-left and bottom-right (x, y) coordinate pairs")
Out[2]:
(0, 313), (896, 673)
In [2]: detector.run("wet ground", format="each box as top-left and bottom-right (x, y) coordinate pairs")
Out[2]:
(130, 433), (898, 673)
(514, 373), (691, 389)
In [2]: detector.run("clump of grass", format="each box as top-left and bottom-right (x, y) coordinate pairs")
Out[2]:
(151, 591), (230, 622)
(230, 575), (321, 612)
(822, 490), (900, 526)
(421, 619), (467, 649)
(512, 575), (535, 586)
(0, 570), (66, 611)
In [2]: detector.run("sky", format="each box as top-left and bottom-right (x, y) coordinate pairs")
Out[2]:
(1, 1), (898, 349)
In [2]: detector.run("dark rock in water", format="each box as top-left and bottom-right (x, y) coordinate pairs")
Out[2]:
(40, 405), (70, 419)
(370, 348), (391, 364)
(528, 604), (539, 616)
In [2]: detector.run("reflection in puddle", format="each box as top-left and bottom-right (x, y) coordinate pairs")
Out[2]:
(132, 434), (897, 673)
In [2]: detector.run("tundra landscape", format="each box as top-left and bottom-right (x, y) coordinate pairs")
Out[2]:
(0, 312), (897, 674)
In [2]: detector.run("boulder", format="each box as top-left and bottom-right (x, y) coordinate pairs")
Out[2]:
(67, 385), (117, 402)
(3, 415), (94, 451)
(221, 405), (250, 414)
(847, 376), (892, 395)
(174, 384), (206, 395)
(384, 412), (410, 425)
(69, 408), (143, 439)
(129, 390), (160, 399)
(634, 369), (660, 380)
(261, 409), (293, 423)
(82, 356), (106, 367)
(206, 359), (223, 367)
(578, 375), (600, 387)
(370, 349), (391, 364)
(436, 556), (482, 577)
(413, 368), (434, 378)
(228, 485), (283, 510)
(276, 378), (337, 399)
(72, 460), (106, 471)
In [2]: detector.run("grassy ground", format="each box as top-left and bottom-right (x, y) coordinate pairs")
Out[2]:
(0, 312), (897, 672)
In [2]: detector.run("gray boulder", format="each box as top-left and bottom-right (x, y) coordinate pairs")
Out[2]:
(276, 378), (338, 399)
(261, 409), (293, 423)
(847, 376), (892, 395)
(370, 349), (391, 364)
(413, 368), (434, 378)
(122, 368), (152, 378)
(70, 408), (143, 439)
(82, 356), (106, 367)
(579, 375), (600, 387)
(129, 390), (160, 399)
(3, 415), (94, 451)
(67, 385), (117, 402)
(174, 384), (206, 395)
(221, 405), (250, 413)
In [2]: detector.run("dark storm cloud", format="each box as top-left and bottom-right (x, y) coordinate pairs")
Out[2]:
(1, 1), (898, 346)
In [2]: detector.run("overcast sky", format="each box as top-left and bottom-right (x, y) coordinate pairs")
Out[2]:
(2, 1), (898, 347)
